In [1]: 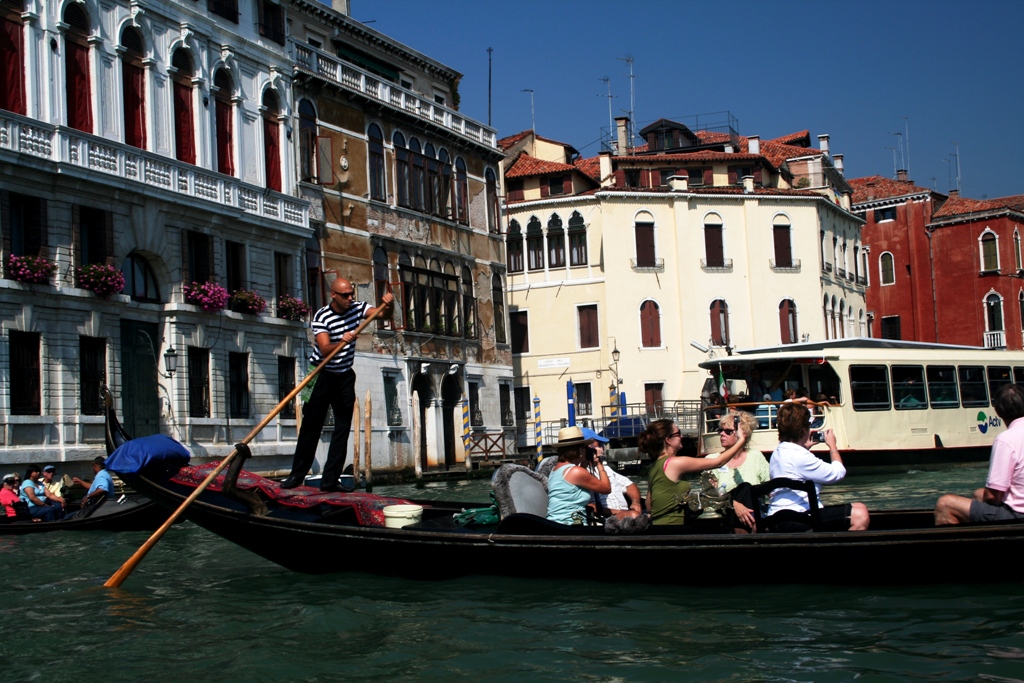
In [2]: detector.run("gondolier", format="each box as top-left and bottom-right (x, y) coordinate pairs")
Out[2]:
(281, 277), (393, 492)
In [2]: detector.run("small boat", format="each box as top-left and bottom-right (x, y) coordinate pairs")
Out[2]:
(114, 445), (1024, 584)
(0, 387), (165, 535)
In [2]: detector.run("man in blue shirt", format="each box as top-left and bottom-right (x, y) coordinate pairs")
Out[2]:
(72, 456), (115, 504)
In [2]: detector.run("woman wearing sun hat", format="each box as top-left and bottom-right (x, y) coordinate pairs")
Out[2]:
(546, 426), (611, 525)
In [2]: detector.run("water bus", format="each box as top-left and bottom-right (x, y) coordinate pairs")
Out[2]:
(698, 339), (1024, 469)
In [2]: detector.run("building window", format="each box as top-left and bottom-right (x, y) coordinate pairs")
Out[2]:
(372, 247), (392, 330)
(779, 299), (798, 344)
(510, 310), (528, 354)
(980, 231), (999, 272)
(278, 356), (295, 419)
(208, 0), (238, 22)
(645, 382), (664, 416)
(171, 49), (196, 165)
(506, 179), (524, 202)
(64, 3), (92, 133)
(468, 381), (483, 426)
(438, 149), (452, 218)
(121, 27), (146, 150)
(298, 99), (317, 182)
(80, 336), (106, 416)
(384, 372), (402, 426)
(879, 252), (895, 285)
(0, 0), (26, 115)
(1016, 230), (1022, 272)
(73, 205), (111, 282)
(548, 176), (566, 196)
(486, 169), (500, 234)
(3, 191), (46, 262)
(462, 266), (476, 339)
(514, 386), (532, 423)
(493, 274), (506, 344)
(986, 293), (1004, 332)
(772, 216), (793, 268)
(424, 144), (439, 215)
(410, 138), (426, 211)
(213, 69), (234, 176)
(704, 218), (724, 268)
(274, 251), (292, 299)
(499, 384), (514, 426)
(393, 132), (410, 207)
(228, 352), (249, 418)
(578, 304), (598, 349)
(9, 330), (40, 415)
(262, 90), (281, 192)
(634, 221), (656, 268)
(184, 230), (213, 284)
(575, 382), (593, 416)
(455, 158), (468, 224)
(526, 216), (544, 271)
(188, 346), (210, 418)
(225, 240), (245, 293)
(547, 214), (565, 268)
(122, 253), (160, 302)
(506, 219), (523, 273)
(640, 299), (661, 348)
(881, 315), (901, 340)
(443, 261), (459, 336)
(875, 207), (896, 222)
(710, 299), (730, 347)
(568, 211), (588, 266)
(256, 0), (285, 44)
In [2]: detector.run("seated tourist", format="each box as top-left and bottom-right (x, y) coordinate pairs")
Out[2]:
(766, 403), (869, 532)
(41, 465), (66, 509)
(641, 419), (746, 525)
(935, 383), (1024, 525)
(546, 426), (610, 525)
(2, 473), (23, 519)
(73, 456), (115, 505)
(581, 428), (642, 519)
(20, 465), (62, 521)
(705, 410), (769, 532)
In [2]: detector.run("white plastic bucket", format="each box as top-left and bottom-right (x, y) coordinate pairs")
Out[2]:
(383, 504), (423, 528)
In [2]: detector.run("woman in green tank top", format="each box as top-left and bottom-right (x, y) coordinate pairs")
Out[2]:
(641, 419), (747, 525)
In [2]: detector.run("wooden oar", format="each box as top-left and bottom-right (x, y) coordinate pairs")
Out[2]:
(104, 304), (386, 588)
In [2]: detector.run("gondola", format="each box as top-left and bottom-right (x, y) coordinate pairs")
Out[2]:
(112, 441), (1024, 585)
(0, 387), (166, 535)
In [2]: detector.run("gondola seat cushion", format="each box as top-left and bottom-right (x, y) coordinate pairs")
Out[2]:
(492, 464), (548, 518)
(535, 456), (558, 479)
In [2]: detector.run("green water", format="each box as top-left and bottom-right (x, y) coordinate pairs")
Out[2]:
(3, 465), (1023, 682)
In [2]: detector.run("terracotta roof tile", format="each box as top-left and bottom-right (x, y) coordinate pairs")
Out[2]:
(614, 151), (763, 163)
(497, 130), (532, 150)
(771, 130), (811, 147)
(932, 194), (1024, 219)
(598, 185), (823, 198)
(848, 175), (934, 204)
(574, 155), (601, 182)
(505, 152), (578, 179)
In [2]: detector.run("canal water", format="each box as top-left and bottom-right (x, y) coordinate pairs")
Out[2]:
(3, 465), (1023, 683)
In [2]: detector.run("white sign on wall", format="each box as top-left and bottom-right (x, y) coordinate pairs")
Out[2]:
(537, 357), (571, 369)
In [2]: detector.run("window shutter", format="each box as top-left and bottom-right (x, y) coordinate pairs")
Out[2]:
(773, 225), (792, 267)
(728, 168), (738, 184)
(641, 300), (661, 347)
(753, 168), (763, 185)
(264, 115), (281, 192)
(635, 223), (655, 267)
(614, 169), (626, 187)
(317, 136), (333, 185)
(705, 224), (723, 266)
(703, 168), (713, 185)
(650, 170), (660, 187)
(173, 82), (196, 164)
(779, 301), (791, 344)
(1, 16), (26, 114)
(540, 182), (550, 198)
(710, 301), (721, 345)
(215, 98), (233, 175)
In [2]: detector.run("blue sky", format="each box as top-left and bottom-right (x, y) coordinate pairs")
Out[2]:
(345, 0), (1023, 200)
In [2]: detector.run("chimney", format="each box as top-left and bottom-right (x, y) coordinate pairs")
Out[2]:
(748, 135), (760, 155)
(834, 153), (844, 176)
(896, 169), (908, 182)
(817, 134), (830, 158)
(949, 189), (960, 197)
(839, 193), (851, 211)
(742, 175), (754, 194)
(668, 175), (688, 191)
(599, 151), (614, 188)
(332, 0), (350, 14)
(614, 116), (630, 155)
(866, 180), (876, 200)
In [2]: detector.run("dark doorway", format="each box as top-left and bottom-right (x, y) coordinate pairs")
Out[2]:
(441, 374), (463, 469)
(120, 319), (160, 437)
(411, 373), (433, 471)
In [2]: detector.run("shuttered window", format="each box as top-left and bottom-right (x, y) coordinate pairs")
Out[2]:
(568, 211), (588, 266)
(773, 219), (792, 267)
(262, 90), (281, 192)
(635, 222), (655, 267)
(779, 299), (797, 344)
(578, 304), (598, 349)
(172, 50), (196, 164)
(64, 4), (92, 133)
(213, 70), (234, 176)
(547, 214), (565, 268)
(121, 28), (145, 149)
(640, 300), (661, 347)
(704, 222), (724, 267)
(526, 217), (544, 271)
(1, 5), (26, 115)
(506, 220), (524, 273)
(9, 331), (40, 415)
(710, 299), (729, 346)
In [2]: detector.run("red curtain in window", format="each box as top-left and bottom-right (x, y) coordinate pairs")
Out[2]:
(65, 40), (92, 132)
(1, 16), (25, 114)
(216, 98), (233, 176)
(640, 300), (661, 347)
(173, 81), (195, 164)
(263, 114), (281, 192)
(123, 62), (145, 149)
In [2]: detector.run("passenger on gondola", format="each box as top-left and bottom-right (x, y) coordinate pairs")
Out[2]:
(72, 456), (115, 505)
(1, 473), (25, 519)
(20, 465), (63, 521)
(765, 403), (869, 532)
(581, 428), (643, 519)
(705, 410), (769, 532)
(934, 383), (1024, 525)
(41, 466), (66, 509)
(546, 426), (610, 525)
(641, 419), (746, 525)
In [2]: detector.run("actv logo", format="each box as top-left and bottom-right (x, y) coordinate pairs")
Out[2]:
(977, 412), (1003, 434)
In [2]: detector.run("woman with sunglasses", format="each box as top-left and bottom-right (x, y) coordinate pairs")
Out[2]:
(640, 419), (747, 526)
(706, 410), (769, 531)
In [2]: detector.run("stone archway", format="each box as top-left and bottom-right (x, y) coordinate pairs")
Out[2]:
(411, 373), (434, 470)
(440, 374), (463, 469)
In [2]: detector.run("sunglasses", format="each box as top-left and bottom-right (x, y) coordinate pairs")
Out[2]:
(668, 431), (681, 439)
(333, 291), (355, 299)
(718, 428), (736, 435)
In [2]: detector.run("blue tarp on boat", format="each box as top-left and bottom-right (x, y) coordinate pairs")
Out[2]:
(106, 434), (191, 474)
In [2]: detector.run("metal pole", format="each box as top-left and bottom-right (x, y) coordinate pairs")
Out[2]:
(533, 394), (542, 464)
(567, 379), (576, 427)
(487, 47), (493, 127)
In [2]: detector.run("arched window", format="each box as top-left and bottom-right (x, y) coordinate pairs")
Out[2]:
(121, 27), (146, 149)
(547, 214), (565, 268)
(635, 215), (656, 268)
(492, 273), (506, 344)
(704, 214), (724, 268)
(831, 295), (838, 340)
(64, 4), (92, 133)
(506, 219), (523, 273)
(368, 123), (385, 201)
(424, 143), (438, 214)
(485, 168), (499, 234)
(444, 261), (459, 336)
(710, 299), (729, 347)
(373, 247), (391, 330)
(398, 252), (415, 330)
(393, 132), (410, 208)
(569, 211), (587, 266)
(987, 293), (1004, 332)
(298, 99), (317, 182)
(462, 266), (476, 339)
(772, 215), (792, 268)
(526, 216), (544, 271)
(1016, 230), (1022, 271)
(409, 137), (425, 211)
(455, 157), (468, 225)
(853, 246), (860, 280)
(779, 299), (798, 344)
(171, 49), (196, 164)
(1, 0), (26, 115)
(880, 252), (895, 285)
(438, 149), (452, 217)
(838, 299), (846, 338)
(213, 68), (234, 176)
(262, 89), (281, 191)
(1019, 292), (1024, 338)
(858, 309), (866, 337)
(122, 253), (159, 302)
(980, 231), (999, 272)
(640, 300), (661, 348)
(822, 295), (831, 340)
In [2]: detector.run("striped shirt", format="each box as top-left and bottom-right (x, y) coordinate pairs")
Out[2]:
(309, 301), (369, 373)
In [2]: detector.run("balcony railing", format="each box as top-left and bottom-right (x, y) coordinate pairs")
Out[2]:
(985, 330), (1006, 349)
(857, 275), (868, 285)
(836, 267), (847, 278)
(631, 257), (665, 272)
(292, 40), (498, 151)
(700, 258), (733, 272)
(823, 262), (833, 273)
(769, 258), (801, 272)
(0, 111), (308, 228)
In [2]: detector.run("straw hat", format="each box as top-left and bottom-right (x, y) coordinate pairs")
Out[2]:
(554, 426), (592, 448)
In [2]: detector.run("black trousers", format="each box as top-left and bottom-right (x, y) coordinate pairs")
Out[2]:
(288, 369), (356, 489)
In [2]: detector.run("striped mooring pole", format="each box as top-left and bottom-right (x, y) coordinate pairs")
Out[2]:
(461, 399), (470, 449)
(533, 394), (542, 464)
